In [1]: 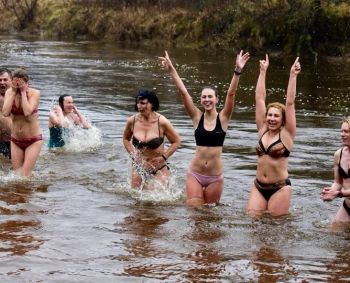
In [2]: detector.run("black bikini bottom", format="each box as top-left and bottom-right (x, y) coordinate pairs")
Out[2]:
(254, 178), (291, 201)
(343, 200), (350, 216)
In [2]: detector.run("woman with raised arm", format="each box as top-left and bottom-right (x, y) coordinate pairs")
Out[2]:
(247, 55), (301, 216)
(160, 50), (250, 206)
(321, 118), (350, 224)
(123, 90), (181, 189)
(2, 68), (42, 176)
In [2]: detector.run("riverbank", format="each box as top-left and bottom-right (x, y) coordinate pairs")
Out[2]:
(0, 0), (349, 57)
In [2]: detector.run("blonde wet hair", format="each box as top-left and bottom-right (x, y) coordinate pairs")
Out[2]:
(266, 102), (286, 125)
(342, 117), (350, 127)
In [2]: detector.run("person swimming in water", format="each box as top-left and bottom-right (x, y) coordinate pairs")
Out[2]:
(159, 50), (250, 206)
(123, 90), (181, 189)
(2, 68), (42, 176)
(247, 54), (301, 216)
(321, 117), (350, 224)
(48, 94), (90, 149)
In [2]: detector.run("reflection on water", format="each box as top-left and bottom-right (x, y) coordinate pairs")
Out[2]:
(250, 246), (297, 283)
(184, 210), (226, 282)
(0, 36), (349, 281)
(0, 183), (45, 256)
(122, 205), (170, 279)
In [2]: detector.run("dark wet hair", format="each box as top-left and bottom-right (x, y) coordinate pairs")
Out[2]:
(58, 94), (71, 111)
(201, 87), (217, 97)
(12, 68), (29, 82)
(134, 89), (159, 111)
(0, 68), (12, 78)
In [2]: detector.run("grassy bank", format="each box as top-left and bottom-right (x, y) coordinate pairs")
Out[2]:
(1, 0), (349, 57)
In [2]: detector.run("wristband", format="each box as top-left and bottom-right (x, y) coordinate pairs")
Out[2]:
(161, 154), (167, 161)
(234, 67), (242, 76)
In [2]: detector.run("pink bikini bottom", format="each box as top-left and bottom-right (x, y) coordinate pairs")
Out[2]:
(188, 169), (223, 188)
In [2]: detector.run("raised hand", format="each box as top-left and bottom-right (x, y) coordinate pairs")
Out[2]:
(159, 50), (175, 72)
(235, 50), (250, 71)
(290, 57), (301, 76)
(259, 54), (269, 72)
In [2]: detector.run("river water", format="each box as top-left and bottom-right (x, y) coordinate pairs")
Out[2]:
(0, 36), (350, 282)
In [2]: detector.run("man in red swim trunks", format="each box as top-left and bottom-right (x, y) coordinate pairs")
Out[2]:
(0, 68), (12, 158)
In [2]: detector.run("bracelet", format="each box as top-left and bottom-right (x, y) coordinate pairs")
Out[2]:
(161, 154), (167, 161)
(338, 191), (344, 198)
(234, 67), (242, 76)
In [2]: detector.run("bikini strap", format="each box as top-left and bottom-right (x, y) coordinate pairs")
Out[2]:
(132, 115), (136, 132)
(157, 115), (161, 138)
(339, 148), (344, 165)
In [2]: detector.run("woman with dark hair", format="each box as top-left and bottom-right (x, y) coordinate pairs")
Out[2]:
(159, 50), (250, 206)
(48, 94), (90, 149)
(321, 117), (350, 224)
(2, 68), (42, 176)
(247, 54), (301, 216)
(123, 89), (181, 189)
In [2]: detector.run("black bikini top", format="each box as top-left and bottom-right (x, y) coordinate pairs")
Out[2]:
(194, 114), (226, 147)
(132, 115), (164, 150)
(338, 148), (350, 179)
(256, 130), (290, 158)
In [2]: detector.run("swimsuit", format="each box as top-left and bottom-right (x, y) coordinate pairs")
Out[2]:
(11, 94), (38, 116)
(0, 141), (10, 158)
(194, 114), (226, 147)
(11, 134), (43, 150)
(254, 178), (291, 201)
(132, 115), (164, 149)
(338, 148), (350, 179)
(343, 200), (350, 216)
(48, 126), (66, 149)
(148, 164), (170, 175)
(188, 169), (224, 188)
(256, 130), (290, 158)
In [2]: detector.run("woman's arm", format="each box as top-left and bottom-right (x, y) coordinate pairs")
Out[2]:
(21, 87), (40, 117)
(220, 50), (250, 124)
(73, 105), (90, 129)
(48, 105), (65, 127)
(2, 88), (16, 117)
(161, 116), (181, 160)
(122, 116), (135, 156)
(255, 54), (269, 131)
(321, 149), (343, 201)
(284, 57), (301, 138)
(159, 51), (201, 121)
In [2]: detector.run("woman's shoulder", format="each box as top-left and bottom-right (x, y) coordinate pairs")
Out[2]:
(28, 87), (40, 96)
(334, 148), (343, 162)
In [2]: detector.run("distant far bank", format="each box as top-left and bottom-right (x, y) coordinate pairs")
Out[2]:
(0, 0), (349, 58)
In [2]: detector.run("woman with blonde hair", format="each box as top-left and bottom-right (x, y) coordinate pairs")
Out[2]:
(247, 55), (301, 216)
(321, 117), (350, 224)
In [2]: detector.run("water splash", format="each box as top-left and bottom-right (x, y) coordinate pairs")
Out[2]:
(112, 154), (184, 204)
(62, 125), (103, 152)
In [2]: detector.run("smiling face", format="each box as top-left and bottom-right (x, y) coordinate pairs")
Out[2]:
(340, 121), (350, 146)
(200, 88), (218, 111)
(136, 98), (152, 115)
(266, 107), (283, 130)
(62, 96), (74, 113)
